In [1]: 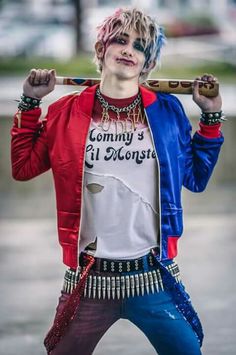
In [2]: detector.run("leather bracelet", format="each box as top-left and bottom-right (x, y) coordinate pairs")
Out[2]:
(200, 111), (227, 125)
(17, 94), (42, 111)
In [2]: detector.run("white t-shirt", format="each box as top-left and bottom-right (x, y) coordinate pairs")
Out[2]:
(79, 120), (159, 259)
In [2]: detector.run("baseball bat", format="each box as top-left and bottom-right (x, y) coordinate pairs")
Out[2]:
(55, 77), (219, 97)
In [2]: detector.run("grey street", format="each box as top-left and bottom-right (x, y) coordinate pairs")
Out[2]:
(0, 185), (236, 355)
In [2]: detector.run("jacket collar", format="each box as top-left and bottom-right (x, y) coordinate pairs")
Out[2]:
(76, 83), (158, 117)
(139, 85), (157, 108)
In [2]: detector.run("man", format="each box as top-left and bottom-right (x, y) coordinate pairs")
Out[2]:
(11, 7), (224, 355)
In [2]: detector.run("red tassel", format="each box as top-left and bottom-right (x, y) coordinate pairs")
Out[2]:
(44, 254), (95, 354)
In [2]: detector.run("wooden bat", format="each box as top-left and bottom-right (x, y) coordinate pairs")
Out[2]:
(56, 77), (219, 97)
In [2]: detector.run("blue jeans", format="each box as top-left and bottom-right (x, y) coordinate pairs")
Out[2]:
(51, 259), (202, 355)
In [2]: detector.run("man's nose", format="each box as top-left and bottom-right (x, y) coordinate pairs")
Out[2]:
(121, 44), (133, 57)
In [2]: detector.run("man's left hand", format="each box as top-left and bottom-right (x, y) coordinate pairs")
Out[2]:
(193, 74), (222, 112)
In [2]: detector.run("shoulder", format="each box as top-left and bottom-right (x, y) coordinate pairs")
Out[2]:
(48, 91), (81, 114)
(157, 92), (185, 114)
(156, 92), (191, 130)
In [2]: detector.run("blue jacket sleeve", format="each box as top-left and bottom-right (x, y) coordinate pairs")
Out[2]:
(182, 110), (224, 192)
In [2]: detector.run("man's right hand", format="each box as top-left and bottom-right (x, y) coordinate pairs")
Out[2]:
(23, 68), (56, 99)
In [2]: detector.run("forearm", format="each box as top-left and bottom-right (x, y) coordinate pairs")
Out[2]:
(11, 108), (50, 180)
(183, 131), (224, 192)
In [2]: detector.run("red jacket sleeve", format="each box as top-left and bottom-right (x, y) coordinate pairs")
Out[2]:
(197, 122), (221, 138)
(11, 108), (51, 180)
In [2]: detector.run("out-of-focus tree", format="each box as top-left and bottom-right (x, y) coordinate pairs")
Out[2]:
(72, 0), (83, 53)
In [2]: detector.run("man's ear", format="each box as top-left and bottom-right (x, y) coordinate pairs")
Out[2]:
(95, 41), (105, 59)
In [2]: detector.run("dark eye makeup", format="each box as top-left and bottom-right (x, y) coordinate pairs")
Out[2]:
(110, 36), (145, 53)
(133, 41), (145, 53)
(110, 36), (126, 45)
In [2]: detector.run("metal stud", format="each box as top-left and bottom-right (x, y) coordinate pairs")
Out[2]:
(135, 274), (140, 296)
(139, 273), (144, 296)
(149, 255), (154, 266)
(152, 270), (159, 292)
(130, 275), (135, 297)
(119, 262), (123, 272)
(69, 274), (73, 293)
(121, 276), (125, 299)
(125, 275), (130, 298)
(148, 271), (155, 294)
(102, 276), (106, 299)
(69, 272), (73, 292)
(66, 280), (69, 294)
(88, 275), (92, 298)
(144, 272), (150, 294)
(107, 276), (111, 299)
(64, 280), (67, 293)
(156, 269), (164, 291)
(103, 261), (107, 271)
(63, 279), (67, 293)
(116, 276), (121, 299)
(84, 277), (88, 297)
(97, 276), (101, 299)
(111, 262), (115, 272)
(93, 275), (97, 299)
(70, 271), (74, 291)
(111, 277), (116, 299)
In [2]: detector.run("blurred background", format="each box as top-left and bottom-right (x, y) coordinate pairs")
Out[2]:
(0, 0), (235, 354)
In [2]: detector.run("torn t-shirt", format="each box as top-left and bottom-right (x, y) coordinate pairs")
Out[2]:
(79, 94), (159, 259)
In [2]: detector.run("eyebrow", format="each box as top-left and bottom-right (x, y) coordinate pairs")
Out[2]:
(120, 32), (146, 44)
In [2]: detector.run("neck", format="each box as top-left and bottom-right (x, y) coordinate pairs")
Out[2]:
(99, 73), (139, 99)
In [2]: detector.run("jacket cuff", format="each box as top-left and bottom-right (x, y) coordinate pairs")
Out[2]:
(14, 108), (42, 129)
(197, 122), (221, 139)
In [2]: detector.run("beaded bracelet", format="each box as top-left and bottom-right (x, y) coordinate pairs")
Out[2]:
(17, 94), (42, 111)
(200, 111), (227, 125)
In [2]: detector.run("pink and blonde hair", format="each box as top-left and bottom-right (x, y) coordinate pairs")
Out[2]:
(94, 8), (166, 81)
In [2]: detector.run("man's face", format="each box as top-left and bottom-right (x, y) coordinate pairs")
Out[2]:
(100, 29), (147, 81)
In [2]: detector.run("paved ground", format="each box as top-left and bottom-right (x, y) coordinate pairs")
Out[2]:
(0, 186), (236, 355)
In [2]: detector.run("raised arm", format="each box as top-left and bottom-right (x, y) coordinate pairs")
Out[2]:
(11, 69), (56, 180)
(183, 74), (224, 192)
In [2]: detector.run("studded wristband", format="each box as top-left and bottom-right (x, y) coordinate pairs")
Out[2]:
(200, 111), (227, 125)
(17, 94), (42, 111)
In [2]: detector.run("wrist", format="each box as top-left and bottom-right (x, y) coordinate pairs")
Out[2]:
(23, 92), (43, 100)
(200, 110), (226, 125)
(17, 94), (42, 111)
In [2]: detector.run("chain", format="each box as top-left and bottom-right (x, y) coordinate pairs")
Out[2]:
(95, 87), (145, 133)
(96, 88), (141, 114)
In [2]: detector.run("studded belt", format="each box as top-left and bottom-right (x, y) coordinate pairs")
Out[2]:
(79, 251), (157, 273)
(63, 259), (181, 299)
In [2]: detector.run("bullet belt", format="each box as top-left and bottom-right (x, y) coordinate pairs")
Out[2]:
(79, 251), (158, 273)
(63, 261), (181, 300)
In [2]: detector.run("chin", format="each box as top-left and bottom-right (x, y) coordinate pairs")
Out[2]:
(115, 69), (140, 81)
